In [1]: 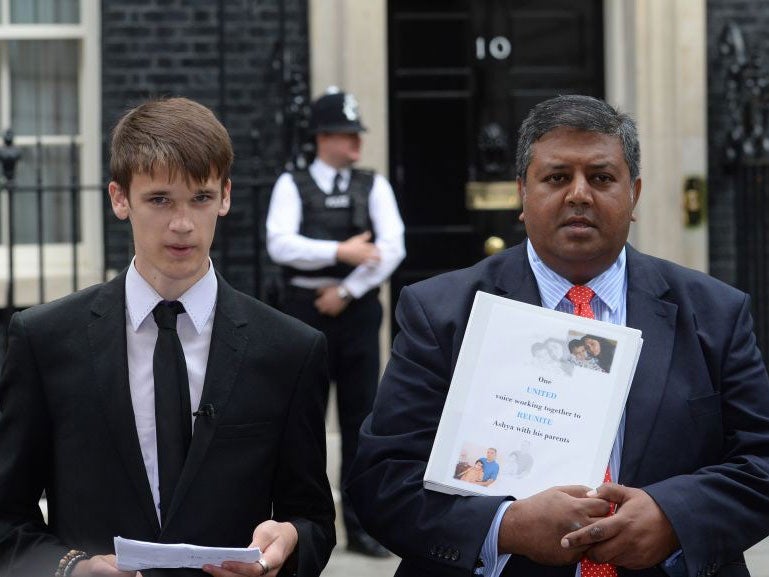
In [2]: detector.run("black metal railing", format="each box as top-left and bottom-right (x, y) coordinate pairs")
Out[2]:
(0, 131), (102, 360)
(718, 22), (769, 358)
(734, 161), (769, 353)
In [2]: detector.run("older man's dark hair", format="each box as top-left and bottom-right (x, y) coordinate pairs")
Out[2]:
(516, 94), (641, 182)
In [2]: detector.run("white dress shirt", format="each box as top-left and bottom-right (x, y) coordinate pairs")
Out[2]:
(124, 259), (217, 523)
(266, 157), (406, 298)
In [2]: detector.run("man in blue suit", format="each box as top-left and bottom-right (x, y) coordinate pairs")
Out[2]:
(347, 95), (769, 577)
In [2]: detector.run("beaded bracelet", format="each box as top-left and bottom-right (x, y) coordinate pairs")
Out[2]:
(54, 549), (89, 577)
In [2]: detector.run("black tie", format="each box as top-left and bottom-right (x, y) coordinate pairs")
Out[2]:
(332, 172), (343, 193)
(152, 300), (192, 524)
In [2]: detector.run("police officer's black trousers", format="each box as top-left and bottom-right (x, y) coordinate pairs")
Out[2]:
(282, 286), (382, 538)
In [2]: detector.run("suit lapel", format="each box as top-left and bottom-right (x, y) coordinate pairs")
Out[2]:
(163, 275), (248, 527)
(88, 272), (160, 533)
(618, 247), (677, 484)
(494, 243), (542, 306)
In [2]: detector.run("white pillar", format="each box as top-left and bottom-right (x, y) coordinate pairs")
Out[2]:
(607, 0), (707, 271)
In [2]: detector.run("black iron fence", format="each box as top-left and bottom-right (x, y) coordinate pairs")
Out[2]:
(0, 132), (102, 349)
(719, 22), (769, 359)
(734, 161), (769, 353)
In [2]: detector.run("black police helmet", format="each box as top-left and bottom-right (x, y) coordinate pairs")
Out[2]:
(309, 88), (367, 134)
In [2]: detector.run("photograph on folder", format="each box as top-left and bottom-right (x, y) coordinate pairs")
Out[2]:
(423, 291), (643, 499)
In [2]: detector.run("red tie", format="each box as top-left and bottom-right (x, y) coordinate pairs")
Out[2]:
(566, 286), (617, 577)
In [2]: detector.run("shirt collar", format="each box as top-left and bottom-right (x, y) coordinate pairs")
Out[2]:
(125, 257), (218, 334)
(310, 158), (350, 191)
(526, 239), (626, 313)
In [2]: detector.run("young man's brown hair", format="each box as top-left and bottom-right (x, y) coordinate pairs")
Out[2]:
(110, 96), (234, 195)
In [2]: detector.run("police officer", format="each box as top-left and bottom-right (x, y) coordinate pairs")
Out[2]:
(266, 87), (405, 558)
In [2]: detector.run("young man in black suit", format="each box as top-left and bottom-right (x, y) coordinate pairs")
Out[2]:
(0, 97), (335, 577)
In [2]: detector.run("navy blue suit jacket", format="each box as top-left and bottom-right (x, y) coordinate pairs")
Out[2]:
(347, 243), (769, 577)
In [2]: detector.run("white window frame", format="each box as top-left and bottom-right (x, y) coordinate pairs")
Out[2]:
(0, 0), (101, 306)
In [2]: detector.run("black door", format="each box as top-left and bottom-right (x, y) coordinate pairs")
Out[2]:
(388, 0), (604, 310)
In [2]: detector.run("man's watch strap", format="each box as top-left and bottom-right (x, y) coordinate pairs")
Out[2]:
(337, 285), (353, 301)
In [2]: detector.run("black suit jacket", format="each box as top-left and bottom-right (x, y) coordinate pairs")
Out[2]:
(347, 243), (769, 577)
(0, 272), (335, 577)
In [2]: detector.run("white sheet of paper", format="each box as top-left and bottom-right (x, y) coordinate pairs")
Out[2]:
(424, 291), (643, 499)
(114, 536), (262, 570)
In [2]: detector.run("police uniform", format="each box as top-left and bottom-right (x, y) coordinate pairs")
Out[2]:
(266, 90), (405, 557)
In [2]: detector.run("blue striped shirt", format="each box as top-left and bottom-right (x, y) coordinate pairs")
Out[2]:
(526, 239), (627, 488)
(479, 240), (628, 577)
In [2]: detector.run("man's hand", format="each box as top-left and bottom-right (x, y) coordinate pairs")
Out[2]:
(203, 521), (299, 577)
(560, 484), (680, 569)
(498, 485), (611, 565)
(336, 231), (380, 266)
(70, 555), (142, 577)
(314, 286), (349, 317)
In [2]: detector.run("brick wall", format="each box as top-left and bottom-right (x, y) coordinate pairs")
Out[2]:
(101, 0), (309, 296)
(707, 0), (769, 284)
